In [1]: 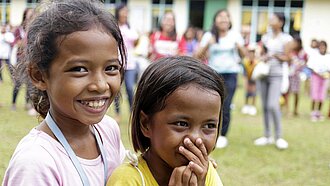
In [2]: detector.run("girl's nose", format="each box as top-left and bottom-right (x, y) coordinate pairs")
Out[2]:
(88, 77), (109, 93)
(186, 130), (203, 144)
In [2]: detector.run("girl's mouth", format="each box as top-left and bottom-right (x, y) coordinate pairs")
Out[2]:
(79, 99), (107, 109)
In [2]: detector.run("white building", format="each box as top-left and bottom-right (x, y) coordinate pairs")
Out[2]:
(1, 0), (329, 49)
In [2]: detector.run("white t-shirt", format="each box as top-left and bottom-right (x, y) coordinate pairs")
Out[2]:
(120, 24), (139, 70)
(0, 32), (14, 59)
(3, 115), (126, 186)
(262, 32), (292, 76)
(200, 30), (244, 74)
(307, 53), (330, 74)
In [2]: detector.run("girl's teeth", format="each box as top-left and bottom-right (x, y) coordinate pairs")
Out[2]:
(82, 100), (105, 108)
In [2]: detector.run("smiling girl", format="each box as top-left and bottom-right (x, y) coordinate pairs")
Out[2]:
(3, 0), (127, 185)
(108, 56), (225, 185)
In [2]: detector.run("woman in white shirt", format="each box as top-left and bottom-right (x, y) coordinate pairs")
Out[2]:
(195, 9), (245, 148)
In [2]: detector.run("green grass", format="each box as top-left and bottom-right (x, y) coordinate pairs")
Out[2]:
(1, 67), (330, 185)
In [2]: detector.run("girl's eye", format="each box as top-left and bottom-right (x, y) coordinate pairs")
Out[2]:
(105, 65), (120, 72)
(175, 121), (188, 127)
(204, 123), (217, 129)
(69, 66), (87, 72)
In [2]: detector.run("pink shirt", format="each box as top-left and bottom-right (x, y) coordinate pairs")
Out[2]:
(3, 115), (126, 186)
(119, 24), (138, 70)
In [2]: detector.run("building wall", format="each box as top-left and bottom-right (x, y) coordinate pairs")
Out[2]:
(227, 0), (242, 33)
(301, 0), (330, 48)
(203, 0), (228, 30)
(128, 0), (151, 34)
(173, 0), (189, 36)
(9, 0), (26, 26)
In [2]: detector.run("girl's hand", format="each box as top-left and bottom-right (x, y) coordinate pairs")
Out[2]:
(179, 138), (208, 186)
(168, 166), (197, 186)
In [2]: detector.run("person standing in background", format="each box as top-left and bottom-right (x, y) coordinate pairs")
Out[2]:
(0, 23), (15, 82)
(241, 43), (258, 116)
(287, 35), (307, 116)
(113, 3), (139, 123)
(254, 13), (292, 149)
(11, 8), (37, 116)
(149, 11), (186, 61)
(195, 9), (246, 148)
(307, 40), (330, 122)
(182, 26), (198, 57)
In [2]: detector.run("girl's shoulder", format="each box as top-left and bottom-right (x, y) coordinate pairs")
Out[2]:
(206, 161), (223, 186)
(108, 155), (158, 186)
(3, 129), (63, 184)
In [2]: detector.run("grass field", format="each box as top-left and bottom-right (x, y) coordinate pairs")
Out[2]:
(1, 67), (329, 185)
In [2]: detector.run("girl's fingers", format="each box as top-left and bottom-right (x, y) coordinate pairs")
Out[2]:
(182, 166), (192, 185)
(188, 161), (204, 176)
(179, 145), (203, 166)
(195, 138), (208, 159)
(209, 157), (218, 169)
(189, 162), (207, 186)
(169, 166), (185, 186)
(180, 138), (208, 166)
(189, 173), (198, 186)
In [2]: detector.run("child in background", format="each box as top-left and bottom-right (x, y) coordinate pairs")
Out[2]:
(0, 23), (14, 82)
(108, 56), (225, 185)
(288, 35), (307, 116)
(241, 43), (258, 116)
(3, 0), (126, 185)
(183, 26), (198, 57)
(307, 40), (330, 122)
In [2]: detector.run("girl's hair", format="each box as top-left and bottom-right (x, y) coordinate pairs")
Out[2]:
(131, 56), (226, 153)
(19, 0), (127, 118)
(159, 11), (177, 41)
(211, 9), (232, 43)
(292, 34), (303, 52)
(274, 12), (286, 31)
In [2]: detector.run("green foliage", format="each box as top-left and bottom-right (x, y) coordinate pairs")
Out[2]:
(0, 67), (329, 185)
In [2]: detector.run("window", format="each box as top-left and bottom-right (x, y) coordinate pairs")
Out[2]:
(0, 0), (10, 24)
(102, 0), (127, 14)
(241, 0), (304, 42)
(26, 0), (40, 8)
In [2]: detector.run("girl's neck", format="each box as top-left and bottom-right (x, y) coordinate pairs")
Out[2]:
(118, 22), (126, 26)
(272, 28), (281, 36)
(143, 150), (173, 185)
(162, 30), (173, 38)
(219, 29), (228, 37)
(37, 112), (99, 159)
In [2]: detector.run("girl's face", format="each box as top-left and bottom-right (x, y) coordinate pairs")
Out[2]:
(215, 11), (230, 32)
(142, 84), (221, 168)
(43, 29), (121, 126)
(118, 6), (128, 24)
(269, 14), (283, 31)
(185, 27), (195, 40)
(161, 12), (175, 33)
(319, 43), (327, 55)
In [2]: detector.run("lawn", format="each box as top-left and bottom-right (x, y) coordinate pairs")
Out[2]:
(1, 67), (329, 185)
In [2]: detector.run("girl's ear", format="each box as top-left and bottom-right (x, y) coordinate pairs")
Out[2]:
(29, 64), (47, 91)
(140, 111), (151, 138)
